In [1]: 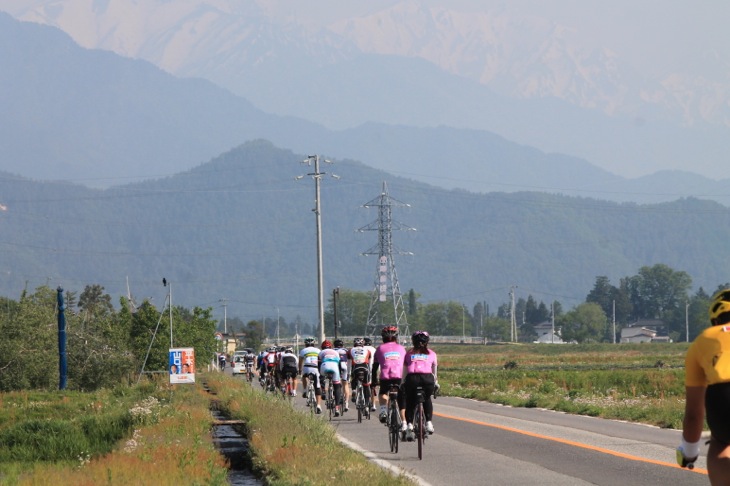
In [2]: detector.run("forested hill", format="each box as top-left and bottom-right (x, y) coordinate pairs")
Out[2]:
(1, 140), (729, 325)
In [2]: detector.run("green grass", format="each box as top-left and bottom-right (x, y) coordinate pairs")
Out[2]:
(434, 342), (689, 428)
(205, 373), (415, 486)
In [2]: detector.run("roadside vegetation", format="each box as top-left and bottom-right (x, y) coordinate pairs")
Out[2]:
(436, 342), (689, 429)
(0, 376), (229, 485)
(205, 373), (415, 485)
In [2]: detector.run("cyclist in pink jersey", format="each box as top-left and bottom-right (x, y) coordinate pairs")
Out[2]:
(404, 330), (439, 439)
(373, 325), (407, 431)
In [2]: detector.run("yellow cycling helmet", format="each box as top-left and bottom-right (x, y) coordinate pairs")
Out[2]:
(709, 289), (730, 323)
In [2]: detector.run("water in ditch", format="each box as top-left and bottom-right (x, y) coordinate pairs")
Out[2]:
(211, 410), (263, 485)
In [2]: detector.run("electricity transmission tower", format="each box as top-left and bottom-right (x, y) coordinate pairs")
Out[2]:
(359, 182), (415, 339)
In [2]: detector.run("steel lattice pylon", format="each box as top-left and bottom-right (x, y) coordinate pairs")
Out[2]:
(359, 181), (415, 339)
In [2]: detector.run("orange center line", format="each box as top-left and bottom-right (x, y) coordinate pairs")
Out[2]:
(434, 411), (708, 475)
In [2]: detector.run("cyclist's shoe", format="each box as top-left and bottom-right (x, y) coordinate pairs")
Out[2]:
(302, 391), (308, 399)
(344, 403), (349, 412)
(316, 405), (322, 414)
(426, 421), (434, 434)
(334, 406), (341, 417)
(370, 404), (377, 412)
(352, 396), (357, 403)
(400, 421), (408, 433)
(405, 423), (415, 442)
(379, 411), (387, 423)
(290, 390), (297, 397)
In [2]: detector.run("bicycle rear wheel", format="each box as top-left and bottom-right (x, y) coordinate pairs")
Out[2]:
(389, 406), (399, 453)
(416, 404), (425, 460)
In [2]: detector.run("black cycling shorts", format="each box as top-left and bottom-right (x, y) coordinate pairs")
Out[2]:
(706, 382), (730, 445)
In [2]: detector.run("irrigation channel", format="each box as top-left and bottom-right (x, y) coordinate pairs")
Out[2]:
(210, 410), (261, 485)
(204, 382), (262, 486)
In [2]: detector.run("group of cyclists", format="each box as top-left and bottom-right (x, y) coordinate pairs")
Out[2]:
(245, 326), (439, 441)
(256, 345), (300, 395)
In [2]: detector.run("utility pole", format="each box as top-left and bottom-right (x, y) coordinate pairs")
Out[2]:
(551, 301), (555, 344)
(220, 299), (228, 334)
(612, 300), (616, 344)
(163, 278), (172, 347)
(296, 155), (338, 343)
(333, 287), (340, 339)
(509, 286), (517, 343)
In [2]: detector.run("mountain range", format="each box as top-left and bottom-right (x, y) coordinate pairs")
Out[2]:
(3, 140), (730, 329)
(3, 1), (729, 180)
(1, 12), (729, 207)
(2, 11), (730, 327)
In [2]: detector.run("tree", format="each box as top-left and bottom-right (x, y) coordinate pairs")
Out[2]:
(78, 284), (114, 317)
(627, 264), (692, 320)
(558, 303), (607, 344)
(587, 276), (633, 325)
(324, 288), (370, 336)
(244, 320), (265, 350)
(408, 289), (418, 315)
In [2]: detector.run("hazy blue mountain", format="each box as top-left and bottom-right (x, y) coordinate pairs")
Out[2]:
(6, 1), (728, 179)
(2, 141), (730, 328)
(2, 12), (729, 208)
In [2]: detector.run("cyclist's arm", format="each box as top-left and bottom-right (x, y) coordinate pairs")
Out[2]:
(683, 385), (706, 444)
(372, 361), (380, 381)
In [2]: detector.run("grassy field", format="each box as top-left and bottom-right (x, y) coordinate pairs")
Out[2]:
(0, 377), (230, 485)
(435, 342), (689, 429)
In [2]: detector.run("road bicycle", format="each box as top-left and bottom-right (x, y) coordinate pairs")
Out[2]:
(412, 386), (427, 460)
(353, 370), (370, 423)
(304, 373), (317, 414)
(323, 372), (336, 421)
(245, 362), (255, 383)
(281, 371), (296, 401)
(385, 383), (402, 453)
(262, 370), (276, 394)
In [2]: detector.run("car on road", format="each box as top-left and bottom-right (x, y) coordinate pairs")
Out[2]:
(231, 354), (246, 375)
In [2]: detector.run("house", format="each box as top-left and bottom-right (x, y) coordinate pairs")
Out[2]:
(620, 326), (656, 343)
(620, 319), (672, 343)
(533, 321), (565, 344)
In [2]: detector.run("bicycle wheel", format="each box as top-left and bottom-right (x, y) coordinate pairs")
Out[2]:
(307, 384), (316, 413)
(389, 406), (399, 453)
(356, 385), (363, 423)
(416, 404), (425, 460)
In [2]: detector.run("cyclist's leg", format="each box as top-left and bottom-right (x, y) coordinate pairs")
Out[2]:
(378, 378), (393, 420)
(291, 369), (299, 393)
(708, 437), (730, 485)
(421, 373), (436, 432)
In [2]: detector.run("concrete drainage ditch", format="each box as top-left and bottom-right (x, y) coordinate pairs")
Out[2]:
(205, 383), (263, 485)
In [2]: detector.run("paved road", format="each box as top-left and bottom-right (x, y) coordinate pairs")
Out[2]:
(281, 383), (709, 486)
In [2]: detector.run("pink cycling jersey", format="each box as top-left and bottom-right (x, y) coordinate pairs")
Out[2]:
(405, 349), (437, 374)
(375, 341), (406, 380)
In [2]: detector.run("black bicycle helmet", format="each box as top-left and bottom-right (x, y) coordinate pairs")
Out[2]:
(411, 330), (430, 346)
(353, 337), (365, 347)
(363, 337), (373, 346)
(334, 339), (344, 348)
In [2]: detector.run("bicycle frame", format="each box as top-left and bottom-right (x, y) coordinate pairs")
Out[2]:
(323, 373), (336, 420)
(305, 373), (317, 413)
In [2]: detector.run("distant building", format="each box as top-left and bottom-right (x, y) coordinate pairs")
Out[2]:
(620, 326), (656, 343)
(533, 321), (565, 344)
(620, 320), (672, 343)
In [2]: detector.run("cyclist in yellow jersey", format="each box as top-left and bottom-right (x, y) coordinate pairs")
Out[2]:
(680, 289), (730, 484)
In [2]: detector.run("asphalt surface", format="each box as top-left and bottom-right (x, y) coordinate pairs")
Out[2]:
(269, 379), (711, 486)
